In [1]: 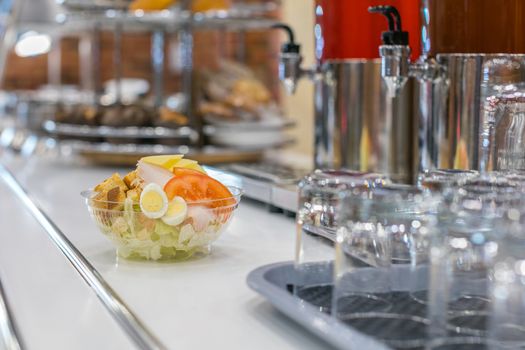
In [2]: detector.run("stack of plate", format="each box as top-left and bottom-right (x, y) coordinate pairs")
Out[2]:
(203, 117), (295, 150)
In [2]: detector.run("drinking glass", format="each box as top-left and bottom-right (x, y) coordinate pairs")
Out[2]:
(488, 91), (525, 171)
(488, 208), (525, 350)
(333, 184), (440, 348)
(418, 169), (478, 192)
(428, 175), (521, 339)
(294, 170), (388, 311)
(499, 171), (525, 189)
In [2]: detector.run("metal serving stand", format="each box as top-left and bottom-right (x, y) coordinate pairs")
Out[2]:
(2, 1), (294, 165)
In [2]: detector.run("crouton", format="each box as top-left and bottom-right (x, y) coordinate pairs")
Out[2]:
(107, 187), (127, 210)
(123, 170), (138, 189)
(94, 173), (128, 193)
(92, 173), (128, 210)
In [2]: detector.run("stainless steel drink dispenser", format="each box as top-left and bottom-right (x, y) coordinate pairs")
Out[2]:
(274, 3), (525, 183)
(274, 21), (416, 184)
(315, 60), (417, 184)
(368, 6), (525, 174)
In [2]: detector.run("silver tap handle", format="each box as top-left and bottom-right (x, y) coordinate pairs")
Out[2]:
(273, 23), (312, 94)
(378, 45), (410, 97)
(369, 6), (411, 96)
(379, 45), (411, 78)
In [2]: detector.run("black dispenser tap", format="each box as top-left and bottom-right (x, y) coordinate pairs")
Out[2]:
(368, 5), (409, 46)
(272, 23), (301, 54)
(369, 5), (411, 96)
(272, 23), (314, 94)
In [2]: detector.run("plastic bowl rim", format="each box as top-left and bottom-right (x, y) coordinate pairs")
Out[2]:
(81, 185), (243, 207)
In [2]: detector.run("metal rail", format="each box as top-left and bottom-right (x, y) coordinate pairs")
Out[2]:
(0, 163), (166, 350)
(0, 274), (24, 350)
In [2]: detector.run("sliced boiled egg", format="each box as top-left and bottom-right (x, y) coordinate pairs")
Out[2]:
(139, 183), (168, 219)
(161, 196), (188, 226)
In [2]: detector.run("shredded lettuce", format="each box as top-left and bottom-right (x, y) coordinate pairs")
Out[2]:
(155, 220), (178, 237)
(178, 224), (195, 245)
(92, 203), (228, 261)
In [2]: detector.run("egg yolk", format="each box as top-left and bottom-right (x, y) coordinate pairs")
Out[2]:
(142, 191), (164, 212)
(166, 200), (185, 216)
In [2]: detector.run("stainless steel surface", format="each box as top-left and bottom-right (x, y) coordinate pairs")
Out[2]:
(151, 30), (165, 109)
(113, 22), (123, 105)
(0, 163), (166, 350)
(48, 40), (62, 87)
(277, 52), (305, 94)
(371, 21), (525, 173)
(275, 25), (417, 183)
(79, 33), (95, 93)
(271, 184), (297, 212)
(315, 60), (415, 183)
(19, 0), (60, 25)
(274, 23), (315, 95)
(430, 54), (525, 171)
(412, 58), (445, 175)
(216, 163), (303, 212)
(378, 45), (411, 97)
(59, 9), (279, 32)
(42, 121), (198, 140)
(0, 275), (24, 350)
(178, 24), (194, 134)
(60, 0), (132, 11)
(13, 3), (286, 154)
(227, 163), (302, 184)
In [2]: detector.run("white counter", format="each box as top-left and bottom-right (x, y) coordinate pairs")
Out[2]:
(0, 154), (335, 350)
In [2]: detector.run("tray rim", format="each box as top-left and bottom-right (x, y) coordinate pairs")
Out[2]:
(246, 261), (391, 350)
(42, 120), (197, 140)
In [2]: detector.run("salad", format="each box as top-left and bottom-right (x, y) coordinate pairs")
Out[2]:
(84, 155), (241, 261)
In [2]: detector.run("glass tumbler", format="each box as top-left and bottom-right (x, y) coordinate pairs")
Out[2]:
(488, 208), (525, 350)
(294, 170), (388, 311)
(418, 169), (478, 193)
(490, 92), (525, 171)
(500, 171), (525, 189)
(428, 175), (521, 339)
(333, 185), (440, 348)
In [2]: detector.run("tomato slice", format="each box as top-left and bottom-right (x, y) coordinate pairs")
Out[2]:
(164, 172), (234, 208)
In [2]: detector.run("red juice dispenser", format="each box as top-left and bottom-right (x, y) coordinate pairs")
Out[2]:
(314, 0), (421, 62)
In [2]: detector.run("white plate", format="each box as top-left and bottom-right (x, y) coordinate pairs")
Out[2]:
(207, 129), (293, 149)
(203, 118), (295, 131)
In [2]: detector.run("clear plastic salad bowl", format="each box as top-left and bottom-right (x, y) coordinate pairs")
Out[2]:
(82, 186), (242, 261)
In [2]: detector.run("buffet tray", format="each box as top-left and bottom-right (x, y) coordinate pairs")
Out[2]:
(42, 120), (198, 141)
(62, 141), (265, 165)
(247, 262), (488, 350)
(61, 0), (132, 11)
(247, 261), (391, 350)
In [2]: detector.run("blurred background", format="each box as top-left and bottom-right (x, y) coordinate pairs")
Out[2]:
(1, 0), (315, 165)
